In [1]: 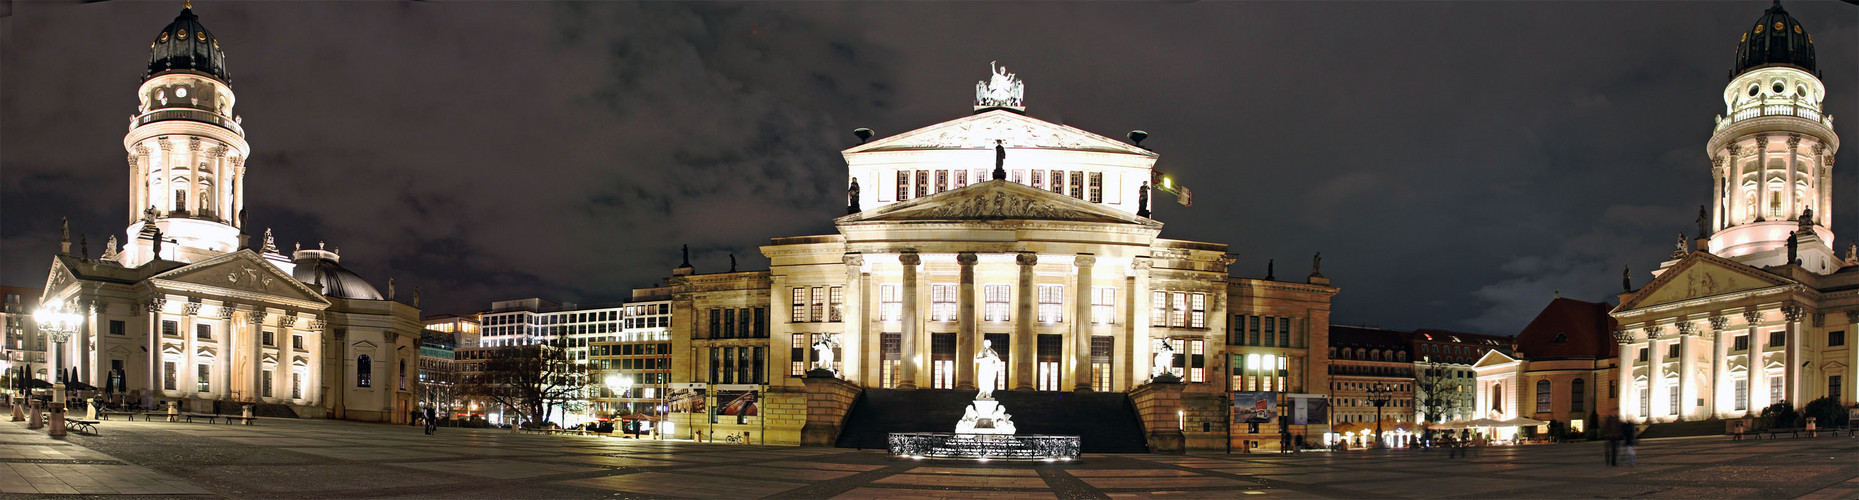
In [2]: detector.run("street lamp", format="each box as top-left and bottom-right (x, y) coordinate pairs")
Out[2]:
(33, 306), (80, 386)
(1369, 382), (1392, 449)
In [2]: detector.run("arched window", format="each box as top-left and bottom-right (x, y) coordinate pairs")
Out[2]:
(1571, 378), (1586, 413)
(1535, 379), (1552, 413)
(357, 355), (372, 387)
(1493, 383), (1503, 412)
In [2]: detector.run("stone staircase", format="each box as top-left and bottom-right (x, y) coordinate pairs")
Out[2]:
(835, 388), (1150, 453)
(1636, 418), (1724, 439)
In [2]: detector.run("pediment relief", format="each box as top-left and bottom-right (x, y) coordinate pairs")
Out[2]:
(1620, 254), (1792, 311)
(846, 109), (1153, 156)
(151, 250), (328, 305)
(351, 340), (378, 351)
(44, 259), (77, 298)
(846, 180), (1158, 227)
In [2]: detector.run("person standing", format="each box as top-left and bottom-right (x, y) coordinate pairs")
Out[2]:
(1604, 417), (1621, 466)
(424, 407), (437, 435)
(1622, 422), (1637, 466)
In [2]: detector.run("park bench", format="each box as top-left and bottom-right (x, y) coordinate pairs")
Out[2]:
(1730, 429), (1760, 440)
(223, 416), (258, 425)
(97, 411), (139, 421)
(180, 413), (219, 424)
(1765, 428), (1803, 439)
(64, 418), (100, 435)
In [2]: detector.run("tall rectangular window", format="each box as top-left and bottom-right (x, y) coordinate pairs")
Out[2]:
(1279, 317), (1292, 347)
(1735, 335), (1749, 351)
(811, 286), (825, 322)
(1091, 287), (1115, 325)
(932, 333), (957, 390)
(985, 285), (1011, 322)
(930, 284), (957, 322)
(791, 333), (807, 377)
(1771, 376), (1784, 404)
(197, 364), (210, 393)
(1250, 316), (1262, 347)
(1668, 383), (1679, 416)
(1170, 292), (1187, 327)
(1091, 336), (1114, 392)
(1088, 172), (1103, 203)
(955, 169), (969, 188)
(739, 308), (752, 338)
(1228, 314), (1245, 346)
(723, 308), (735, 339)
(916, 170), (929, 198)
(1036, 334), (1062, 391)
(1037, 285), (1063, 323)
(1151, 291), (1168, 327)
(1069, 171), (1084, 199)
(1031, 169), (1045, 190)
(1189, 293), (1206, 328)
(1050, 170), (1064, 194)
(109, 320), (126, 336)
(1011, 169), (1024, 184)
(935, 170), (948, 193)
(163, 361), (176, 390)
(1735, 379), (1748, 410)
(791, 288), (806, 322)
(1188, 339), (1205, 383)
(896, 171), (910, 201)
(1536, 380), (1553, 413)
(1830, 375), (1843, 402)
(261, 370), (274, 398)
(881, 332), (901, 389)
(880, 285), (901, 321)
(829, 286), (844, 323)
(291, 371), (302, 399)
(196, 324), (211, 340)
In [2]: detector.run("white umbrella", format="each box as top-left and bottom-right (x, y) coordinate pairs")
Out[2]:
(1468, 417), (1505, 427)
(1502, 417), (1548, 426)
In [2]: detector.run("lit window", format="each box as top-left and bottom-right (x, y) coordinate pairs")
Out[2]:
(1031, 169), (1045, 190)
(1151, 291), (1167, 327)
(1189, 293), (1206, 328)
(1049, 170), (1064, 194)
(985, 284), (1011, 322)
(829, 286), (844, 323)
(896, 171), (909, 201)
(811, 286), (825, 322)
(1037, 285), (1063, 323)
(1088, 172), (1103, 203)
(791, 288), (806, 323)
(1069, 171), (1083, 199)
(1091, 287), (1116, 325)
(930, 284), (957, 322)
(955, 169), (969, 188)
(880, 285), (901, 321)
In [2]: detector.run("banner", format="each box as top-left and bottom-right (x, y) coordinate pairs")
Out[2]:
(1232, 391), (1277, 424)
(718, 389), (759, 417)
(1290, 395), (1329, 425)
(666, 384), (705, 414)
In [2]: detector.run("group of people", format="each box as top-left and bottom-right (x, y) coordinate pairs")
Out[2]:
(1603, 416), (1638, 466)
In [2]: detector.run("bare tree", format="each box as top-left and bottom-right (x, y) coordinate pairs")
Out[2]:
(460, 344), (589, 427)
(420, 368), (463, 418)
(1414, 362), (1471, 423)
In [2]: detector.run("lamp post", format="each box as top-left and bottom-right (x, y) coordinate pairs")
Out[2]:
(33, 307), (80, 387)
(1369, 382), (1392, 449)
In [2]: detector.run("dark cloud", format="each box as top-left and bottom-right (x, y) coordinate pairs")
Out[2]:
(4, 1), (1855, 335)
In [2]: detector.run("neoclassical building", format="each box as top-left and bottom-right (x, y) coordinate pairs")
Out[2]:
(1611, 2), (1849, 423)
(664, 68), (1337, 451)
(35, 5), (418, 422)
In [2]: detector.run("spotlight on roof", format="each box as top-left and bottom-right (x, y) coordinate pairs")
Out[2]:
(1127, 130), (1148, 147)
(853, 128), (874, 144)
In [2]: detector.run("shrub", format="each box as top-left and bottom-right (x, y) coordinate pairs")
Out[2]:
(1758, 402), (1800, 429)
(1801, 396), (1848, 428)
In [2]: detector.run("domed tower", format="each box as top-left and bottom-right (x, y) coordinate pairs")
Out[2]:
(1705, 1), (1840, 272)
(120, 3), (249, 267)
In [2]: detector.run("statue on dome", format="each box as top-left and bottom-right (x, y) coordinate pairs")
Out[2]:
(1799, 206), (1815, 227)
(151, 227), (165, 260)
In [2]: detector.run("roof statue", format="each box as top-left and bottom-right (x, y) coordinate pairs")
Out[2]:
(1847, 243), (1857, 266)
(1310, 252), (1324, 278)
(1137, 182), (1151, 218)
(1787, 230), (1799, 264)
(387, 278), (396, 300)
(680, 244), (692, 268)
(1697, 205), (1710, 239)
(79, 235), (89, 261)
(847, 177), (861, 214)
(102, 235), (118, 262)
(1266, 259), (1275, 281)
(261, 228), (278, 253)
(1672, 233), (1689, 259)
(1622, 265), (1631, 291)
(151, 227), (165, 260)
(992, 140), (1007, 180)
(729, 253), (737, 273)
(974, 61), (1025, 110)
(1799, 206), (1815, 227)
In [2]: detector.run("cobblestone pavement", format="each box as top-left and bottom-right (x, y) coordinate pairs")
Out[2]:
(3, 414), (1855, 498)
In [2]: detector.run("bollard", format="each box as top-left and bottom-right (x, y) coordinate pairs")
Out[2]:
(167, 400), (180, 422)
(86, 397), (98, 421)
(242, 404), (254, 425)
(10, 401), (22, 422)
(27, 400), (44, 430)
(48, 403), (66, 438)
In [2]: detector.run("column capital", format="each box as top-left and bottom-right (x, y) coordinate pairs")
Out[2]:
(1642, 324), (1665, 340)
(899, 251), (921, 267)
(1743, 309), (1763, 325)
(218, 303), (237, 320)
(1131, 256), (1152, 271)
(1675, 321), (1695, 336)
(843, 253), (864, 268)
(1781, 304), (1804, 322)
(1612, 329), (1633, 344)
(956, 251), (978, 266)
(1074, 253), (1096, 267)
(182, 302), (202, 317)
(1016, 252), (1038, 267)
(1708, 314), (1728, 332)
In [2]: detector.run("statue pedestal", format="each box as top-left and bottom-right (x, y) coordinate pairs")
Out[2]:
(955, 398), (1016, 435)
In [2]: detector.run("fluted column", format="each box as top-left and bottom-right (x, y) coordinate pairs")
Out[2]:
(955, 252), (977, 391)
(1782, 304), (1803, 408)
(1785, 134), (1800, 216)
(898, 251), (921, 389)
(1614, 329), (1633, 422)
(1013, 252), (1037, 391)
(1746, 310), (1769, 411)
(78, 298), (93, 384)
(1755, 135), (1770, 220)
(1677, 321), (1695, 420)
(1710, 315), (1729, 418)
(1129, 257), (1153, 388)
(1645, 325), (1665, 421)
(843, 254), (865, 383)
(1072, 254), (1095, 391)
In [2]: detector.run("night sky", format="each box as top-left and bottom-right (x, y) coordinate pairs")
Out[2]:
(3, 1), (1855, 335)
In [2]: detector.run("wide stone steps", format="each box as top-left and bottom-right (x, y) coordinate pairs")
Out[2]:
(835, 388), (1149, 453)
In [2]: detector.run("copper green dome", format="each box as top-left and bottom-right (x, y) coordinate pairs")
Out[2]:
(146, 6), (231, 83)
(1731, 1), (1816, 79)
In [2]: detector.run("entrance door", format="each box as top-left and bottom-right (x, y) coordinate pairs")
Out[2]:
(931, 333), (956, 389)
(1036, 334), (1061, 391)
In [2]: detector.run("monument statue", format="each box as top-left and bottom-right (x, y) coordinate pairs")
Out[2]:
(993, 140), (1007, 180)
(150, 227), (165, 260)
(1673, 233), (1688, 258)
(387, 278), (397, 300)
(973, 60), (1024, 109)
(103, 235), (118, 261)
(975, 339), (1003, 400)
(1787, 231), (1799, 264)
(1697, 205), (1709, 238)
(1137, 182), (1151, 218)
(1622, 265), (1631, 292)
(1311, 252), (1323, 277)
(729, 253), (737, 273)
(847, 177), (861, 214)
(1151, 338), (1176, 379)
(812, 334), (838, 373)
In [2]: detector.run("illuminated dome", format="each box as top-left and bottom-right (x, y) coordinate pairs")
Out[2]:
(146, 6), (231, 83)
(1731, 1), (1816, 78)
(291, 249), (385, 300)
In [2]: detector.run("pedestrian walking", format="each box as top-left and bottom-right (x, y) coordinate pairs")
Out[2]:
(424, 407), (437, 435)
(1622, 422), (1637, 466)
(1604, 416), (1621, 466)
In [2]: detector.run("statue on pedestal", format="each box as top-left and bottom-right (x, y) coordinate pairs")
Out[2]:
(1151, 338), (1179, 382)
(810, 334), (838, 375)
(975, 339), (1003, 400)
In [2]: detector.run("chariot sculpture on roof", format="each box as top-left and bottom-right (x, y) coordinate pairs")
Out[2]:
(975, 61), (1025, 110)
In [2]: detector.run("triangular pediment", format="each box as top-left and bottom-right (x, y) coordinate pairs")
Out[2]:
(840, 180), (1162, 227)
(1473, 349), (1520, 369)
(1617, 252), (1795, 311)
(352, 340), (378, 350)
(845, 109), (1156, 157)
(44, 258), (77, 299)
(150, 250), (329, 307)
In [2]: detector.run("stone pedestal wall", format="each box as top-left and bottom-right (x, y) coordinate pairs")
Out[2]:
(1129, 382), (1185, 453)
(801, 376), (863, 446)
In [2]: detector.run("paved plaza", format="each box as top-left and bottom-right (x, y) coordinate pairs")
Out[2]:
(2, 415), (1856, 498)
